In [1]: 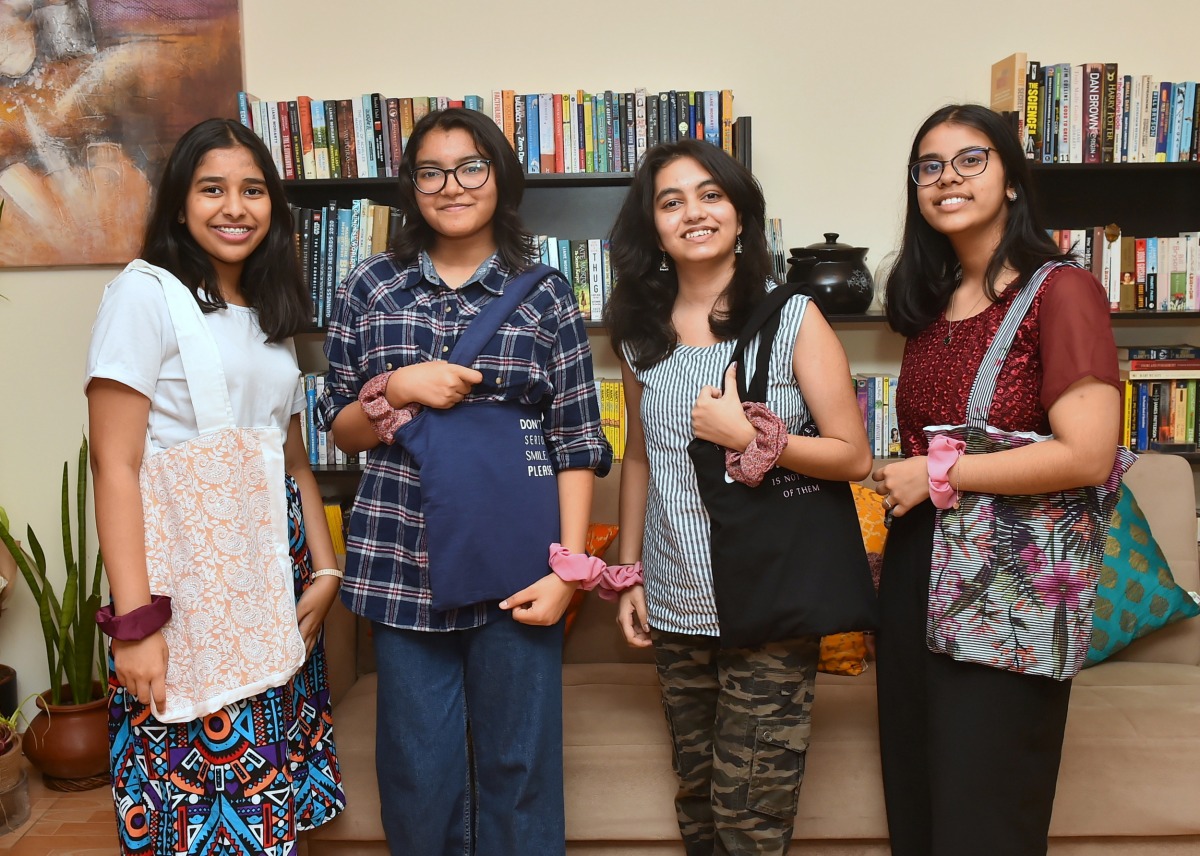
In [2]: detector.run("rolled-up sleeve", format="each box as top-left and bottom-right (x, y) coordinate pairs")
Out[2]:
(316, 278), (366, 432)
(542, 275), (613, 476)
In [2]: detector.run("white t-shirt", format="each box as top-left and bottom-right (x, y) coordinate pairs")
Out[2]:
(85, 264), (306, 454)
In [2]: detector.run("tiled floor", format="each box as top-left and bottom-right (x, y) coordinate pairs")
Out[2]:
(0, 761), (117, 855)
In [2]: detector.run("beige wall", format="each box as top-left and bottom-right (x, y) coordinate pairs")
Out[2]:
(2, 0), (1198, 698)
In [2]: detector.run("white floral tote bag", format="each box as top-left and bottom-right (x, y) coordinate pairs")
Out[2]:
(132, 261), (305, 723)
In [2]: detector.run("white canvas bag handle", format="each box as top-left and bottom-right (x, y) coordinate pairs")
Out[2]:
(125, 260), (236, 437)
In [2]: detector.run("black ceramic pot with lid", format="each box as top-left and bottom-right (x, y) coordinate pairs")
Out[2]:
(785, 232), (874, 315)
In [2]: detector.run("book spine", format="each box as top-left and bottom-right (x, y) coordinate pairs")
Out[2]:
(526, 95), (540, 174)
(324, 100), (342, 179)
(237, 91), (256, 130)
(1155, 82), (1171, 162)
(582, 93), (595, 172)
(352, 96), (371, 178)
(491, 90), (506, 136)
(311, 99), (331, 180)
(606, 91), (621, 172)
(513, 95), (527, 171)
(553, 94), (566, 174)
(595, 94), (609, 173)
(336, 99), (357, 179)
(1102, 63), (1118, 162)
(288, 101), (305, 180)
(1041, 65), (1055, 162)
(386, 98), (402, 177)
(267, 102), (286, 179)
(538, 93), (555, 173)
(1169, 82), (1186, 162)
(587, 238), (604, 322)
(1083, 63), (1103, 164)
(570, 240), (590, 316)
(1146, 236), (1159, 311)
(721, 90), (735, 155)
(1118, 74), (1132, 162)
(305, 375), (318, 465)
(1023, 61), (1041, 159)
(635, 88), (648, 165)
(297, 96), (316, 180)
(703, 91), (720, 147)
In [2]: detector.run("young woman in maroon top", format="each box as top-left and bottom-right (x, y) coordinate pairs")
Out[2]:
(871, 104), (1122, 856)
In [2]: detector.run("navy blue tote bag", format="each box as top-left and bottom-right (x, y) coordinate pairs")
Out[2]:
(396, 264), (561, 612)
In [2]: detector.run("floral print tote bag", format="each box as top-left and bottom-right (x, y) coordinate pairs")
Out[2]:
(923, 262), (1136, 681)
(132, 261), (306, 722)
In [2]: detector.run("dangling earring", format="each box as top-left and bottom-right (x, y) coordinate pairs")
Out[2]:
(177, 213), (185, 224)
(734, 236), (743, 255)
(659, 252), (670, 272)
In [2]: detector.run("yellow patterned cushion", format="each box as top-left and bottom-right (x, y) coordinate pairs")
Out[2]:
(818, 484), (887, 675)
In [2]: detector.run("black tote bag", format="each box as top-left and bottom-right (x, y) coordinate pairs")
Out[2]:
(687, 283), (878, 649)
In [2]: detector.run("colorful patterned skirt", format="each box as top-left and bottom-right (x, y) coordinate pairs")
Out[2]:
(108, 476), (346, 855)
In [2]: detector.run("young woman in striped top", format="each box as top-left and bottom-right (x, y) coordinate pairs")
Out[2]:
(605, 139), (872, 855)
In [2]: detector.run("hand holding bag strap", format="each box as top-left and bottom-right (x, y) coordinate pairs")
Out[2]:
(444, 263), (557, 367)
(728, 281), (808, 404)
(125, 260), (237, 435)
(963, 261), (1070, 431)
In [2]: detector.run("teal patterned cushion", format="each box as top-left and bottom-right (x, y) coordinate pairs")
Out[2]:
(1084, 484), (1200, 667)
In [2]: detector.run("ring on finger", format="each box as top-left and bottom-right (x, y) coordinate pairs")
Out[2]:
(882, 495), (894, 510)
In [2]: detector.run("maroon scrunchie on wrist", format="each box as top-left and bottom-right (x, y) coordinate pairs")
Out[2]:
(725, 402), (789, 486)
(95, 595), (173, 641)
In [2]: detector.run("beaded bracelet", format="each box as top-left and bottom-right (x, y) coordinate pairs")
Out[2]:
(95, 595), (173, 641)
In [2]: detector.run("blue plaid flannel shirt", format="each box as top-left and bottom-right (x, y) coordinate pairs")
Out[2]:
(317, 251), (612, 631)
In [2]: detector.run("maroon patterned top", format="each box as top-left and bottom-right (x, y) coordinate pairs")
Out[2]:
(896, 266), (1120, 457)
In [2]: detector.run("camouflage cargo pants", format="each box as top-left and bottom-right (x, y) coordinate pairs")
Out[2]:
(652, 630), (820, 856)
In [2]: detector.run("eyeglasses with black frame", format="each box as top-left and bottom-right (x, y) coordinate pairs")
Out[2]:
(411, 159), (493, 194)
(908, 147), (995, 186)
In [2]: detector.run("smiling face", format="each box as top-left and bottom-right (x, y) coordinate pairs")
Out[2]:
(914, 122), (1012, 248)
(652, 155), (741, 271)
(181, 145), (270, 300)
(412, 126), (499, 252)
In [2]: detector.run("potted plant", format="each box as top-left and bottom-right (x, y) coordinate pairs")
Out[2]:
(0, 507), (19, 726)
(0, 435), (109, 789)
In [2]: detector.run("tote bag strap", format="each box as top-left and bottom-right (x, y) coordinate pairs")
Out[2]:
(727, 281), (808, 404)
(126, 260), (236, 436)
(964, 261), (1072, 429)
(445, 263), (557, 367)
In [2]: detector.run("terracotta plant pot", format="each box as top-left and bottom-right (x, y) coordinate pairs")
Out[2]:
(21, 683), (109, 784)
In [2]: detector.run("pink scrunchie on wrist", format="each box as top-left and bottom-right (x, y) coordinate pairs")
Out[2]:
(359, 371), (420, 444)
(548, 543), (607, 590)
(927, 434), (966, 509)
(725, 402), (789, 486)
(596, 561), (644, 602)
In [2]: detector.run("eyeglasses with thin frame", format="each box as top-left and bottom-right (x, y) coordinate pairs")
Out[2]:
(908, 147), (995, 186)
(411, 159), (492, 194)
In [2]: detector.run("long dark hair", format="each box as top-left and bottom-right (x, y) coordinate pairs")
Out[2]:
(605, 139), (773, 370)
(389, 108), (533, 272)
(884, 104), (1069, 336)
(141, 118), (309, 343)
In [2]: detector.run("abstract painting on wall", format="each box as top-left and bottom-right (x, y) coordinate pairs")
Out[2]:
(0, 0), (243, 267)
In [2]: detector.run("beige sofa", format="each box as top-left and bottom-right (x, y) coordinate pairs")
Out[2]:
(307, 453), (1200, 855)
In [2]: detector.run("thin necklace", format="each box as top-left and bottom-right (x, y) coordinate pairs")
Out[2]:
(943, 286), (988, 346)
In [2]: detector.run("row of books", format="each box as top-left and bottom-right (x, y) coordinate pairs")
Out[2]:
(237, 88), (749, 182)
(1123, 377), (1200, 453)
(1054, 226), (1200, 311)
(291, 199), (397, 327)
(486, 89), (748, 175)
(534, 235), (612, 323)
(596, 378), (626, 463)
(990, 53), (1200, 163)
(302, 373), (367, 469)
(853, 374), (901, 459)
(1117, 347), (1200, 453)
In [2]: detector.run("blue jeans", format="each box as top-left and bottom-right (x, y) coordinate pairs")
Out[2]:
(373, 616), (565, 856)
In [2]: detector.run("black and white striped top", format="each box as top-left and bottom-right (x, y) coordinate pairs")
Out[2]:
(627, 288), (812, 635)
